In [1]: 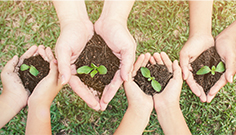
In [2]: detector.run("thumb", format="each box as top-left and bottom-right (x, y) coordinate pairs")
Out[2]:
(48, 59), (58, 77)
(3, 55), (19, 73)
(120, 48), (135, 81)
(56, 47), (72, 85)
(224, 57), (236, 83)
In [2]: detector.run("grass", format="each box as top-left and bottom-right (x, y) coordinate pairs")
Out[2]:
(0, 1), (236, 134)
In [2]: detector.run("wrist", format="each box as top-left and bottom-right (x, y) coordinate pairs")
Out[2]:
(127, 104), (152, 119)
(0, 91), (27, 111)
(155, 101), (180, 115)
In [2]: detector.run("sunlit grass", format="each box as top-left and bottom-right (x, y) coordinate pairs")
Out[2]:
(0, 1), (236, 134)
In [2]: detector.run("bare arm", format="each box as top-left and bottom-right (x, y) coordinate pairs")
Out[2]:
(189, 1), (213, 36)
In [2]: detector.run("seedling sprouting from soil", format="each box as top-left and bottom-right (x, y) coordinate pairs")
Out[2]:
(196, 61), (225, 75)
(77, 63), (107, 78)
(141, 67), (161, 92)
(20, 64), (39, 76)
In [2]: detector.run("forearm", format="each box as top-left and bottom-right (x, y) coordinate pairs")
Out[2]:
(189, 1), (213, 36)
(0, 94), (23, 128)
(156, 105), (191, 135)
(114, 107), (151, 135)
(53, 1), (89, 27)
(99, 0), (135, 24)
(26, 105), (51, 135)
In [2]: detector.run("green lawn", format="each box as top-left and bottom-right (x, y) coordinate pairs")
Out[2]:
(0, 1), (236, 134)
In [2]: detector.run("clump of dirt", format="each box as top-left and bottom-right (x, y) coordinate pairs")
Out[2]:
(19, 55), (50, 93)
(191, 47), (225, 94)
(74, 33), (120, 98)
(134, 63), (173, 96)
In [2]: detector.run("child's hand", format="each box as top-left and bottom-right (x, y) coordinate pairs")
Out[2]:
(151, 52), (183, 112)
(1, 45), (38, 110)
(28, 47), (63, 107)
(124, 53), (153, 114)
(180, 34), (214, 102)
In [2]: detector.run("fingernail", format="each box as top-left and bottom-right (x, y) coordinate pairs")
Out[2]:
(94, 104), (100, 111)
(229, 75), (233, 83)
(61, 75), (65, 85)
(100, 102), (107, 111)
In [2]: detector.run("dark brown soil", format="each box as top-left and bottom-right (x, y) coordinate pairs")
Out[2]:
(74, 33), (120, 98)
(134, 63), (173, 96)
(19, 55), (50, 93)
(191, 47), (225, 94)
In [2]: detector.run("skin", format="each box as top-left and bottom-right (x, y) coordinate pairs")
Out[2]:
(53, 1), (136, 111)
(0, 45), (53, 128)
(180, 1), (214, 102)
(207, 20), (236, 102)
(115, 53), (191, 134)
(26, 47), (63, 135)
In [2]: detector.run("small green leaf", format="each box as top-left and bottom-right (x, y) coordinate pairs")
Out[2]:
(215, 61), (225, 73)
(148, 78), (151, 81)
(20, 64), (29, 71)
(91, 63), (97, 69)
(29, 65), (39, 76)
(151, 80), (161, 92)
(141, 67), (151, 78)
(212, 66), (216, 72)
(196, 66), (211, 75)
(90, 70), (98, 78)
(97, 65), (107, 74)
(77, 66), (93, 74)
(211, 70), (215, 75)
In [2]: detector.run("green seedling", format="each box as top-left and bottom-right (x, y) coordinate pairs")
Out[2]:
(20, 64), (39, 77)
(77, 63), (107, 78)
(141, 67), (161, 92)
(196, 61), (225, 75)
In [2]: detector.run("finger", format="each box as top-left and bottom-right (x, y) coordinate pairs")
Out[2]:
(160, 52), (173, 72)
(120, 48), (135, 81)
(172, 60), (182, 81)
(38, 45), (49, 62)
(132, 54), (145, 77)
(2, 55), (19, 73)
(207, 74), (227, 103)
(48, 59), (58, 77)
(179, 51), (190, 80)
(224, 57), (236, 83)
(141, 53), (151, 67)
(149, 56), (156, 65)
(56, 47), (72, 85)
(197, 85), (206, 102)
(45, 47), (55, 62)
(100, 70), (123, 111)
(18, 45), (38, 66)
(153, 52), (164, 65)
(185, 72), (201, 97)
(69, 76), (100, 111)
(70, 64), (77, 75)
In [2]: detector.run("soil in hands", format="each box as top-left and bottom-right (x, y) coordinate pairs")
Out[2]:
(134, 63), (173, 96)
(74, 33), (120, 98)
(19, 55), (50, 93)
(191, 47), (225, 94)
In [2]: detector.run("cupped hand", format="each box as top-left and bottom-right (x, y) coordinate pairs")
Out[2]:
(207, 25), (236, 102)
(28, 47), (63, 107)
(180, 35), (214, 102)
(152, 52), (183, 111)
(56, 20), (94, 85)
(1, 45), (38, 110)
(94, 18), (136, 111)
(124, 53), (153, 114)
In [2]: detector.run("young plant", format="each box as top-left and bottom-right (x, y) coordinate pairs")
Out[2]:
(20, 64), (39, 76)
(196, 61), (225, 75)
(141, 67), (161, 92)
(77, 63), (107, 78)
